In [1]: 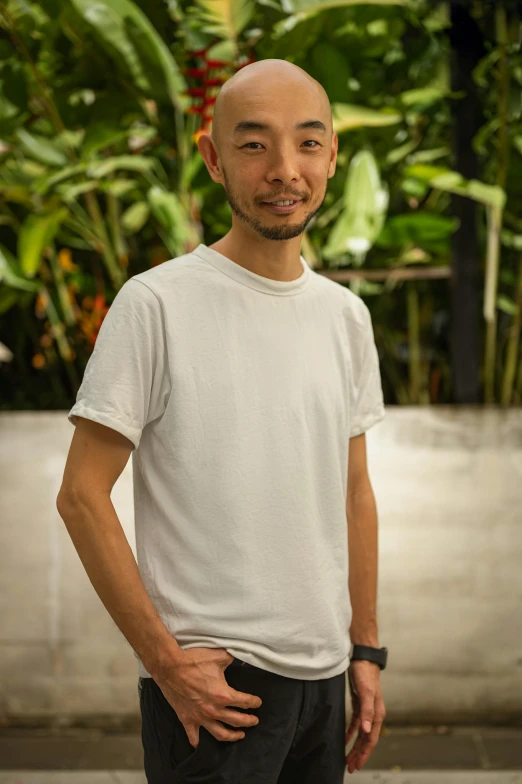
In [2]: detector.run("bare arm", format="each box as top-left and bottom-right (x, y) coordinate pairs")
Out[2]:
(346, 433), (379, 648)
(56, 417), (182, 680)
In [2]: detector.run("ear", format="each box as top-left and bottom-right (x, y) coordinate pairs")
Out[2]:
(197, 133), (224, 186)
(328, 131), (338, 179)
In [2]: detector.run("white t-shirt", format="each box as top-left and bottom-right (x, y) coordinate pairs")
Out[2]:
(68, 244), (385, 680)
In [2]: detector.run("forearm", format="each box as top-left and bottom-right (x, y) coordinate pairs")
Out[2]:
(347, 487), (379, 647)
(57, 491), (182, 679)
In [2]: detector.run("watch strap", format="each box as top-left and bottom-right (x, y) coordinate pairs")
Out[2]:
(351, 644), (387, 670)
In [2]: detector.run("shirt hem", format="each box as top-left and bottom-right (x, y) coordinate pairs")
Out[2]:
(137, 652), (350, 681)
(67, 404), (141, 450)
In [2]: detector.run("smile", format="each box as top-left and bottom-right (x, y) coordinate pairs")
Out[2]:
(261, 200), (302, 214)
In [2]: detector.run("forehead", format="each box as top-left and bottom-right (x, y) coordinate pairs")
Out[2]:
(223, 80), (327, 129)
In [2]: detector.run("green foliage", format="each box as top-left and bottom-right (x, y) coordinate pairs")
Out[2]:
(0, 0), (521, 409)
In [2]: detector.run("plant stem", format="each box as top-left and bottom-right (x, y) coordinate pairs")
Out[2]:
(500, 253), (522, 405)
(47, 250), (77, 326)
(483, 203), (502, 403)
(84, 191), (125, 289)
(40, 285), (79, 391)
(484, 2), (509, 403)
(107, 191), (128, 266)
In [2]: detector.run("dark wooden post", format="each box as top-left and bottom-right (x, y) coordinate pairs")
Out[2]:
(448, 1), (486, 402)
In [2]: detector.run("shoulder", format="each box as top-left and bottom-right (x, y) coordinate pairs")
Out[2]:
(130, 251), (207, 298)
(312, 270), (369, 333)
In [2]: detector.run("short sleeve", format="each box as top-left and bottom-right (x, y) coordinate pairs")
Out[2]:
(68, 277), (170, 450)
(349, 303), (385, 438)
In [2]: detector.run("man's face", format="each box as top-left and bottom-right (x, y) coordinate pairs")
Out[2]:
(209, 89), (337, 242)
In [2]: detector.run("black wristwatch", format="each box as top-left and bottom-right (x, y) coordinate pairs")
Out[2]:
(350, 644), (388, 671)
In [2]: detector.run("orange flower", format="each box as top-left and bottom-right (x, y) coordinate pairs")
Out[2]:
(93, 293), (106, 312)
(35, 291), (49, 318)
(57, 248), (79, 273)
(32, 353), (46, 369)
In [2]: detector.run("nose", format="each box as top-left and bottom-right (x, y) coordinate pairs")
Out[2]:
(265, 146), (301, 189)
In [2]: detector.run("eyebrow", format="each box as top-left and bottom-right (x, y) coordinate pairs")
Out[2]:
(233, 120), (327, 135)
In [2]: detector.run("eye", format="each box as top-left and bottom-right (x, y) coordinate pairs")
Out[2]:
(241, 140), (321, 150)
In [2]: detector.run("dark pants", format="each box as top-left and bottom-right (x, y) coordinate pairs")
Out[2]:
(138, 656), (347, 783)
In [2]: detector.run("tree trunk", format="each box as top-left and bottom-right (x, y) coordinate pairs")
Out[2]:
(448, 1), (485, 402)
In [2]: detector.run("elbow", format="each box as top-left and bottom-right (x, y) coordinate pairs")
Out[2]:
(56, 487), (79, 519)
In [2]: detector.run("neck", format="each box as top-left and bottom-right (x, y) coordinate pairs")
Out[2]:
(209, 232), (304, 282)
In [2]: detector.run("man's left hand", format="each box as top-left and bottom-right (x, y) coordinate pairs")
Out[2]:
(345, 659), (386, 774)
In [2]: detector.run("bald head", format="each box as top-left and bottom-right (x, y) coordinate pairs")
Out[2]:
(211, 59), (332, 152)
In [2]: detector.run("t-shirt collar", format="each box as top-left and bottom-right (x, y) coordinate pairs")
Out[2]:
(193, 244), (311, 296)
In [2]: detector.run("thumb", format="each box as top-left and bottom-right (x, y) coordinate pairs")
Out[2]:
(360, 700), (374, 734)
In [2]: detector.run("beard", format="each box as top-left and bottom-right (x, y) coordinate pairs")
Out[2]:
(222, 168), (327, 241)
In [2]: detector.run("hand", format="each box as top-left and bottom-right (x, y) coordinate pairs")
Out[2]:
(345, 659), (386, 774)
(152, 647), (263, 749)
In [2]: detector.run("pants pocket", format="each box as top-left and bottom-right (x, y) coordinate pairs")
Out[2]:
(139, 676), (198, 779)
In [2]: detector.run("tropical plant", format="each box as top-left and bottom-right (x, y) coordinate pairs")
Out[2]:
(0, 0), (520, 409)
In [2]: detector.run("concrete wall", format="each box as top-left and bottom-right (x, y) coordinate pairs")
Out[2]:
(0, 408), (521, 726)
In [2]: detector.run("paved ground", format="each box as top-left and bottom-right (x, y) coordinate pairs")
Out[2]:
(0, 726), (520, 783)
(0, 773), (522, 783)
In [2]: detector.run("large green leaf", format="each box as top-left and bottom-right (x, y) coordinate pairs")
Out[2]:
(464, 180), (506, 209)
(147, 186), (192, 253)
(56, 180), (99, 202)
(33, 163), (88, 196)
(121, 201), (150, 233)
(404, 165), (506, 209)
(87, 155), (157, 178)
(99, 178), (140, 197)
(281, 0), (408, 12)
(15, 129), (69, 167)
(407, 147), (450, 164)
(312, 43), (351, 103)
(497, 294), (518, 316)
(399, 86), (448, 107)
(82, 122), (130, 159)
(0, 244), (41, 292)
(69, 0), (189, 111)
(386, 139), (418, 165)
(194, 0), (255, 39)
(323, 150), (388, 262)
(18, 208), (69, 278)
(375, 212), (459, 248)
(332, 103), (402, 132)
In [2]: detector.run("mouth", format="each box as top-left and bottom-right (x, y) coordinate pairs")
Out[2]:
(261, 199), (302, 214)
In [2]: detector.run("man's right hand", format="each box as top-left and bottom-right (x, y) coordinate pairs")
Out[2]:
(153, 647), (263, 749)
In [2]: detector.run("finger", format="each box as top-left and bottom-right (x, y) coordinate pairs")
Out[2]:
(186, 725), (200, 748)
(227, 687), (263, 709)
(347, 728), (371, 758)
(345, 715), (360, 746)
(205, 719), (246, 742)
(220, 708), (260, 729)
(349, 718), (384, 770)
(359, 701), (375, 735)
(346, 729), (371, 770)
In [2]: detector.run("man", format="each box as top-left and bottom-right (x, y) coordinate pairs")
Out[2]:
(57, 58), (387, 783)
